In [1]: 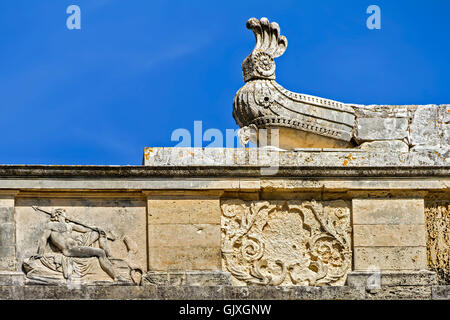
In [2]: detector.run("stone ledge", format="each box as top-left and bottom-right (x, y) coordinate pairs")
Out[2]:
(0, 166), (449, 179)
(142, 271), (231, 286)
(144, 148), (449, 167)
(0, 284), (448, 300)
(432, 286), (450, 300)
(346, 271), (438, 287)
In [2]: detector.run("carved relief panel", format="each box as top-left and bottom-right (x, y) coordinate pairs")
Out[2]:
(425, 201), (450, 283)
(221, 199), (352, 286)
(15, 197), (147, 285)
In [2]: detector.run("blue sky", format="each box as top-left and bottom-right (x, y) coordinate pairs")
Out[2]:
(0, 0), (449, 165)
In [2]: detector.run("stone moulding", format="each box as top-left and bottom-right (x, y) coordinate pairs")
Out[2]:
(221, 199), (352, 286)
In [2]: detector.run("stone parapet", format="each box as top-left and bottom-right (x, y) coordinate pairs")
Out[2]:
(143, 148), (449, 167)
(0, 148), (447, 299)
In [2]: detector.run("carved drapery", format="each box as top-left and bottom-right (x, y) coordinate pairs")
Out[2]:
(221, 200), (352, 286)
(425, 201), (450, 283)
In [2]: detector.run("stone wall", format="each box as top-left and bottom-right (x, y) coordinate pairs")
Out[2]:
(147, 192), (222, 272)
(0, 148), (449, 299)
(0, 192), (17, 271)
(352, 196), (427, 271)
(353, 104), (449, 153)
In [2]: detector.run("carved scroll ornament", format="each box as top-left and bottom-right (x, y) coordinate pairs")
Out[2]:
(233, 17), (355, 148)
(221, 200), (352, 286)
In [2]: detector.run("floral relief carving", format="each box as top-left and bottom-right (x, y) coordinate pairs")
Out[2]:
(221, 199), (352, 286)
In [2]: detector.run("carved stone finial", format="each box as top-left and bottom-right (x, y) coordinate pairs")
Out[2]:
(242, 17), (288, 82)
(233, 17), (356, 149)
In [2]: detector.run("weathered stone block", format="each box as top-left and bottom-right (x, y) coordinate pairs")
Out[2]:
(444, 124), (450, 146)
(425, 201), (450, 284)
(141, 147), (450, 168)
(0, 207), (14, 224)
(443, 105), (450, 123)
(0, 196), (15, 207)
(0, 247), (15, 271)
(352, 198), (424, 225)
(354, 247), (427, 271)
(148, 198), (221, 224)
(410, 105), (441, 147)
(148, 199), (190, 224)
(353, 225), (426, 247)
(355, 117), (408, 142)
(148, 224), (220, 247)
(148, 199), (220, 224)
(359, 140), (409, 152)
(431, 285), (450, 300)
(353, 105), (408, 118)
(0, 246), (14, 257)
(148, 246), (221, 271)
(0, 223), (15, 247)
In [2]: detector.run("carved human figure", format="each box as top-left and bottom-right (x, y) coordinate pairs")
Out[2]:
(32, 208), (121, 282)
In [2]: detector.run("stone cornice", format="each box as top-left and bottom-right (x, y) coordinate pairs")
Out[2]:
(0, 164), (448, 178)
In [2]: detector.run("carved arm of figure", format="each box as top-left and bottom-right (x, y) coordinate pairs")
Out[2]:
(35, 227), (52, 258)
(71, 222), (94, 233)
(68, 220), (108, 238)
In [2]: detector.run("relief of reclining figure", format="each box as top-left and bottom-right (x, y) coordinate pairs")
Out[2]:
(23, 207), (138, 285)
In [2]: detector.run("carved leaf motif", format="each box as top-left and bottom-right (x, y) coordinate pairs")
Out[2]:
(221, 200), (352, 286)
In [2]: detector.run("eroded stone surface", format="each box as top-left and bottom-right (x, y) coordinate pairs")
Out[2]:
(0, 195), (16, 271)
(143, 148), (450, 167)
(359, 140), (409, 152)
(410, 105), (442, 147)
(355, 118), (408, 142)
(352, 198), (425, 225)
(426, 201), (450, 283)
(354, 247), (427, 271)
(147, 196), (222, 272)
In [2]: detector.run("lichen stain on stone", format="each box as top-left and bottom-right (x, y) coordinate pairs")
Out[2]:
(144, 148), (154, 161)
(343, 153), (355, 166)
